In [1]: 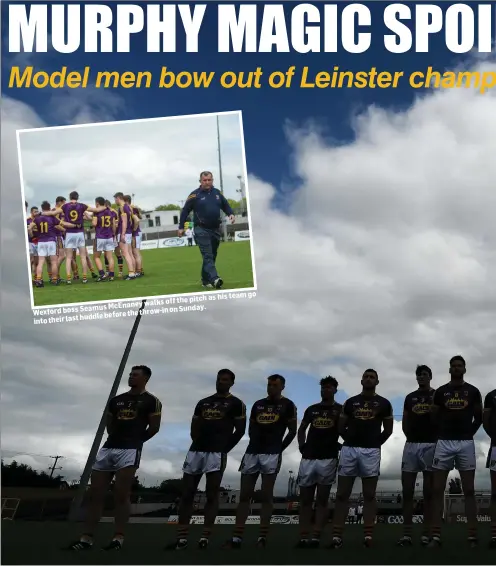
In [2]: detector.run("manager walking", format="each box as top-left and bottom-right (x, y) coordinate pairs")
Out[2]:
(178, 171), (235, 289)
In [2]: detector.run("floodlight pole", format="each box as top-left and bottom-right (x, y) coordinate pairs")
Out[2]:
(216, 115), (228, 242)
(68, 299), (147, 522)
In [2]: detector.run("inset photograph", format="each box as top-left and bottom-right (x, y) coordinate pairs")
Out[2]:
(17, 111), (256, 308)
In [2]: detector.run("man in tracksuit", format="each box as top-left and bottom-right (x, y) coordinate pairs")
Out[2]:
(178, 171), (235, 289)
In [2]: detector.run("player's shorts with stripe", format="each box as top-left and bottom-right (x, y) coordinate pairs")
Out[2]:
(239, 453), (282, 475)
(432, 439), (476, 471)
(29, 242), (38, 256)
(96, 237), (116, 252)
(65, 232), (85, 248)
(37, 241), (57, 257)
(92, 447), (142, 472)
(182, 451), (227, 475)
(338, 446), (381, 478)
(133, 233), (142, 249)
(297, 458), (338, 487)
(118, 233), (132, 245)
(401, 442), (436, 473)
(486, 446), (496, 472)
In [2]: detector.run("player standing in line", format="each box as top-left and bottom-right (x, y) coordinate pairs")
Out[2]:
(92, 198), (116, 281)
(483, 388), (496, 547)
(330, 369), (393, 548)
(397, 365), (436, 547)
(28, 202), (77, 287)
(295, 376), (342, 548)
(166, 369), (246, 550)
(67, 366), (162, 552)
(428, 356), (482, 548)
(26, 205), (39, 281)
(125, 195), (144, 277)
(114, 192), (137, 279)
(102, 200), (121, 277)
(225, 375), (297, 549)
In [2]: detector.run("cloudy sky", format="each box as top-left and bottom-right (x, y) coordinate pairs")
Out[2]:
(2, 2), (496, 494)
(18, 112), (245, 212)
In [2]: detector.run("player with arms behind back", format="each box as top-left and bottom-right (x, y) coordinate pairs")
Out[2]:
(296, 376), (342, 548)
(483, 388), (496, 547)
(166, 369), (246, 550)
(331, 369), (393, 549)
(397, 365), (436, 547)
(67, 366), (162, 552)
(114, 192), (137, 279)
(429, 356), (482, 548)
(225, 374), (297, 549)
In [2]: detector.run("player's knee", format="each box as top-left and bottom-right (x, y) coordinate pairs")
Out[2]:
(239, 491), (252, 504)
(259, 491), (273, 504)
(335, 492), (349, 504)
(402, 488), (414, 501)
(315, 495), (328, 507)
(363, 493), (376, 503)
(491, 492), (496, 503)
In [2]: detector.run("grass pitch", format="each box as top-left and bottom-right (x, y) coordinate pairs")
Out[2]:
(32, 242), (254, 307)
(2, 522), (494, 565)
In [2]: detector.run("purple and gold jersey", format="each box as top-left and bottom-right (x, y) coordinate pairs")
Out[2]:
(132, 206), (141, 236)
(27, 217), (37, 243)
(32, 215), (61, 242)
(95, 208), (115, 239)
(118, 204), (133, 234)
(61, 202), (87, 233)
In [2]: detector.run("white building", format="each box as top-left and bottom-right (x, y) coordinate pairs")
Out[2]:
(140, 210), (180, 234)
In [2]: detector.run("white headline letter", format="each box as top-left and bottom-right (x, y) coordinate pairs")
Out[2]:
(218, 4), (257, 52)
(9, 4), (47, 52)
(342, 3), (371, 54)
(383, 3), (412, 54)
(292, 3), (320, 53)
(179, 4), (206, 52)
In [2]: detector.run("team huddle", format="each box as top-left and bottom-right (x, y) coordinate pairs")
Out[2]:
(25, 191), (144, 287)
(66, 356), (496, 553)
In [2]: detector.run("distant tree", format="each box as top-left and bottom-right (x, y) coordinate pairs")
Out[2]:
(1, 460), (64, 488)
(227, 199), (240, 210)
(155, 204), (180, 211)
(158, 478), (183, 497)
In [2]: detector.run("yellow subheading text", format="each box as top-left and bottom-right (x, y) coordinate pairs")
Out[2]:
(9, 66), (90, 88)
(300, 66), (404, 89)
(409, 67), (496, 94)
(158, 67), (215, 88)
(95, 70), (152, 88)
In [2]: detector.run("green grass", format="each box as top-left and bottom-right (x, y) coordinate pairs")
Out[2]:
(1, 522), (494, 565)
(32, 242), (255, 307)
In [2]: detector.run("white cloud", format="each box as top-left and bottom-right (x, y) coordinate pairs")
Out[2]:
(2, 57), (496, 494)
(17, 112), (245, 212)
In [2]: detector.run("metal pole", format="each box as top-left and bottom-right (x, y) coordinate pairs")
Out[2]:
(216, 115), (228, 242)
(67, 299), (147, 522)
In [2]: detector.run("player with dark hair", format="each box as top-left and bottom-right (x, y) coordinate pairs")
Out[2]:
(397, 365), (436, 547)
(296, 376), (342, 548)
(26, 205), (39, 282)
(167, 369), (246, 550)
(330, 369), (393, 548)
(114, 192), (136, 279)
(92, 197), (116, 281)
(28, 201), (77, 287)
(429, 356), (483, 548)
(225, 374), (297, 549)
(482, 388), (495, 547)
(67, 365), (161, 552)
(45, 191), (105, 284)
(124, 195), (144, 276)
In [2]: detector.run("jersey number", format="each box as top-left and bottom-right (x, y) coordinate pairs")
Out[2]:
(101, 216), (111, 228)
(39, 222), (49, 233)
(69, 210), (79, 222)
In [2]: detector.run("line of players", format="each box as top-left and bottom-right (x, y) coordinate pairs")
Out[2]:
(66, 356), (496, 552)
(25, 191), (145, 287)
